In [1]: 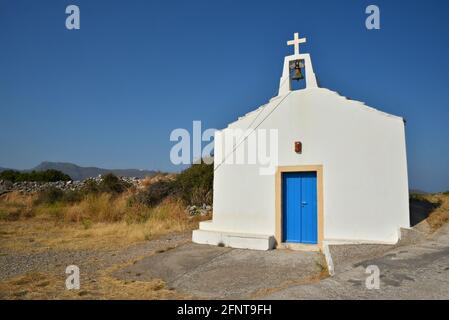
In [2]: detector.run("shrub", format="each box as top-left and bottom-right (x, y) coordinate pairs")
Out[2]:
(100, 173), (130, 194)
(34, 188), (83, 206)
(174, 162), (213, 206)
(129, 180), (175, 207)
(0, 169), (71, 183)
(81, 174), (130, 195)
(82, 179), (101, 194)
(61, 190), (84, 204)
(35, 187), (64, 205)
(31, 169), (71, 182)
(0, 170), (20, 182)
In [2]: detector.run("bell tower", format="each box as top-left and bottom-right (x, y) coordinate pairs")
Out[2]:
(278, 32), (318, 96)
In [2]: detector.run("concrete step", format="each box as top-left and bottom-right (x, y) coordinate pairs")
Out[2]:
(192, 229), (275, 251)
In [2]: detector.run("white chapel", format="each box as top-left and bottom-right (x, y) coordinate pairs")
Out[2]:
(193, 33), (410, 251)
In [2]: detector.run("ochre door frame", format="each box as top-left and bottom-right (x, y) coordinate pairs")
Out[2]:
(275, 165), (324, 250)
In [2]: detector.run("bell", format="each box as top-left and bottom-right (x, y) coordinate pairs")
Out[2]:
(290, 60), (304, 81)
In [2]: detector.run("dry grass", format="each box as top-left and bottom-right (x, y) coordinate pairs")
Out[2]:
(0, 194), (200, 299)
(423, 193), (449, 230)
(140, 173), (176, 189)
(0, 239), (191, 300)
(0, 185), (207, 299)
(0, 192), (207, 253)
(0, 218), (204, 254)
(31, 190), (147, 223)
(0, 191), (35, 220)
(0, 269), (188, 300)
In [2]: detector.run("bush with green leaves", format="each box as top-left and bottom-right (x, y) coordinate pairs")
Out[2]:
(0, 170), (19, 182)
(0, 169), (71, 182)
(100, 173), (130, 193)
(174, 162), (213, 206)
(34, 187), (65, 205)
(128, 163), (213, 208)
(82, 179), (101, 194)
(82, 174), (130, 195)
(61, 190), (84, 203)
(128, 180), (175, 207)
(34, 188), (84, 205)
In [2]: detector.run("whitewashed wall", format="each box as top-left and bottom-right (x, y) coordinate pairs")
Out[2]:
(203, 87), (409, 244)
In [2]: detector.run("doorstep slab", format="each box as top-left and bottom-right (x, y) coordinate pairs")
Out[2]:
(192, 229), (275, 251)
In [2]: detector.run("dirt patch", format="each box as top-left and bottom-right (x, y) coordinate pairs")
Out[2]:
(0, 269), (187, 300)
(0, 223), (192, 299)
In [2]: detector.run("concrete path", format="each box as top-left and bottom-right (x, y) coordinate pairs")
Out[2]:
(114, 243), (325, 299)
(265, 224), (449, 299)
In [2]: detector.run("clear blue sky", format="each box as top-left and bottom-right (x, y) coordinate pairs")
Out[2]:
(1, 0), (448, 192)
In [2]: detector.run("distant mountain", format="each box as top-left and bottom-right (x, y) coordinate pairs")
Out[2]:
(0, 167), (14, 173)
(27, 162), (156, 181)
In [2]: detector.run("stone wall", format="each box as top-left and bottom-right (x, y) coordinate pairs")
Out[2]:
(0, 176), (141, 195)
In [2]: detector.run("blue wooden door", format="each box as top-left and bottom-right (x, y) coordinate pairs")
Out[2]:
(282, 172), (318, 244)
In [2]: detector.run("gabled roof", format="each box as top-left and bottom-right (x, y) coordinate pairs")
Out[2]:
(225, 88), (404, 130)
